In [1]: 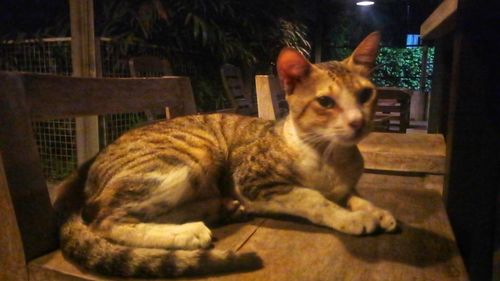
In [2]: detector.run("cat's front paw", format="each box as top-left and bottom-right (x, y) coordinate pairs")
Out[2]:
(373, 209), (397, 232)
(173, 222), (213, 249)
(338, 211), (379, 235)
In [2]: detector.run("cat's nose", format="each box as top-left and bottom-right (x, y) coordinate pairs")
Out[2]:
(348, 119), (364, 130)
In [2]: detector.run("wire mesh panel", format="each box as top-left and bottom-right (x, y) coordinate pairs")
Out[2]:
(0, 38), (72, 75)
(0, 38), (77, 181)
(0, 37), (191, 180)
(99, 39), (171, 147)
(32, 119), (78, 182)
(99, 112), (148, 147)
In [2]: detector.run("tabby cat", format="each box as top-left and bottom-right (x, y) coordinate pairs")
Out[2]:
(55, 32), (396, 278)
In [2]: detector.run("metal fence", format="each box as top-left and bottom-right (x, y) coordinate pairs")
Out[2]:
(0, 37), (180, 181)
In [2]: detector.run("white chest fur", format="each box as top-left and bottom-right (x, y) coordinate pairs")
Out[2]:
(283, 119), (362, 201)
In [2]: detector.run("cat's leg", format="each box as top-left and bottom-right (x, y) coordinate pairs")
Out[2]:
(96, 196), (248, 250)
(346, 195), (397, 232)
(96, 221), (213, 250)
(237, 186), (381, 235)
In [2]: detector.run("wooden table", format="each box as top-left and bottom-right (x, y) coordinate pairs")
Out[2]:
(29, 173), (467, 281)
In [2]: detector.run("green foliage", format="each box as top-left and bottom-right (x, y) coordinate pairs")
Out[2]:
(92, 0), (312, 111)
(94, 0), (311, 67)
(328, 46), (435, 92)
(373, 47), (435, 92)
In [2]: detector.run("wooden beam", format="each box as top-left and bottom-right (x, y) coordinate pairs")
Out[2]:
(0, 73), (58, 262)
(420, 0), (458, 40)
(10, 73), (195, 120)
(69, 0), (97, 78)
(69, 0), (100, 163)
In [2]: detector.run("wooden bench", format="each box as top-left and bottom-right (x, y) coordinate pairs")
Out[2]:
(0, 72), (467, 280)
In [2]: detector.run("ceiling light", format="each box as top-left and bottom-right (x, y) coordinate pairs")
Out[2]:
(356, 1), (375, 6)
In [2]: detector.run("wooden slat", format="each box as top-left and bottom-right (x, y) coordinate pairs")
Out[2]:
(0, 155), (29, 281)
(2, 72), (195, 119)
(359, 132), (446, 174)
(256, 75), (281, 120)
(0, 72), (59, 261)
(420, 0), (458, 40)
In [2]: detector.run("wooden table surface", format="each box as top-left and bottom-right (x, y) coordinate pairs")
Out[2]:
(30, 173), (467, 281)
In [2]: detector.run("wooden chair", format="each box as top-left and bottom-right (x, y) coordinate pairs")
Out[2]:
(0, 71), (466, 281)
(0, 71), (196, 281)
(374, 87), (412, 133)
(220, 64), (256, 115)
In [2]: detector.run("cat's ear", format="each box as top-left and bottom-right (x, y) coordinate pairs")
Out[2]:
(277, 48), (311, 94)
(343, 31), (381, 77)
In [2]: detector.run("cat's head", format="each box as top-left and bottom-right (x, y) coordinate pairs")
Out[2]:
(277, 32), (381, 146)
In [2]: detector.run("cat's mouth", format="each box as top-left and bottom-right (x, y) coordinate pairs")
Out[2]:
(336, 128), (366, 144)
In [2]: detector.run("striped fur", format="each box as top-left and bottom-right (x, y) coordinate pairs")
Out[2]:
(56, 32), (396, 278)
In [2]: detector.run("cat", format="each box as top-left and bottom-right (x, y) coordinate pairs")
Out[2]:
(54, 31), (396, 278)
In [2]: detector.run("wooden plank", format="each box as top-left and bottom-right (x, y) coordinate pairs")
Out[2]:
(0, 73), (59, 261)
(9, 73), (193, 119)
(0, 155), (29, 281)
(228, 185), (466, 281)
(359, 132), (446, 174)
(420, 0), (458, 40)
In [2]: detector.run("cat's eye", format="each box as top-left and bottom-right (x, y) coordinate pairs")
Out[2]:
(316, 96), (336, 108)
(357, 88), (374, 104)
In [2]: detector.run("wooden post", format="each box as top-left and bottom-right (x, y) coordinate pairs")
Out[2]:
(442, 2), (498, 280)
(312, 0), (323, 63)
(69, 0), (100, 164)
(419, 46), (428, 120)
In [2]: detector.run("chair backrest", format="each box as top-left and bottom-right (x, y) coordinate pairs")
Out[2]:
(129, 56), (173, 77)
(220, 64), (255, 115)
(374, 87), (412, 133)
(255, 75), (288, 120)
(0, 71), (196, 269)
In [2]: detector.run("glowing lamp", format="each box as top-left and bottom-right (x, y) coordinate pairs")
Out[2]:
(356, 1), (375, 6)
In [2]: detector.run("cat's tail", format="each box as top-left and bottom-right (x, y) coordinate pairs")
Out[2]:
(60, 215), (263, 277)
(55, 158), (262, 277)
